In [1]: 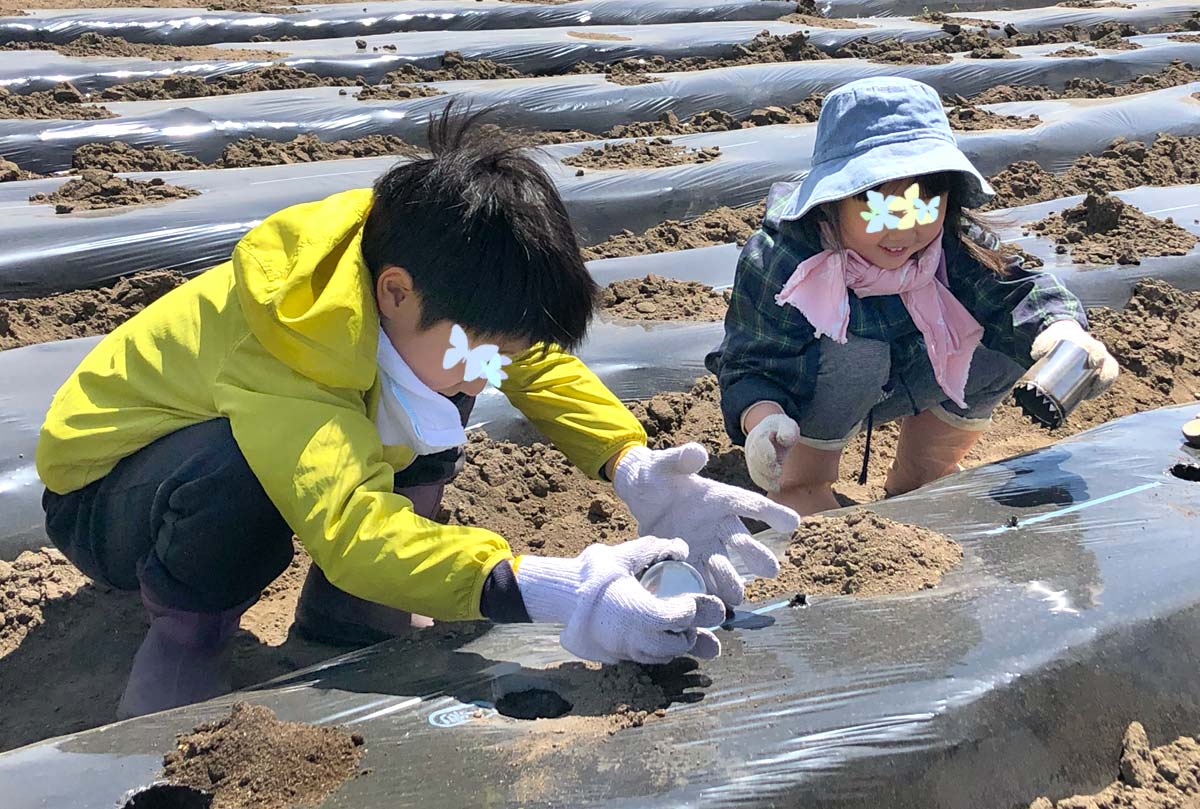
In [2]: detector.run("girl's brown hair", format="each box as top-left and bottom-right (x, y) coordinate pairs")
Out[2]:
(811, 171), (1014, 277)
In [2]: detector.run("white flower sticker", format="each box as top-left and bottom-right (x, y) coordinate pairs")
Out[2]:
(861, 183), (941, 232)
(861, 190), (901, 233)
(443, 324), (512, 389)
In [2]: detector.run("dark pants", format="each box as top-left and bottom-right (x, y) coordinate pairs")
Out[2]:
(43, 395), (475, 613)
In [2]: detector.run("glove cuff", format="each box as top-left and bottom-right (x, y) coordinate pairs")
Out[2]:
(611, 444), (654, 502)
(513, 555), (583, 625)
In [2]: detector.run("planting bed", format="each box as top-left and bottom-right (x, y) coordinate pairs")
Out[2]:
(1, 0), (1200, 805)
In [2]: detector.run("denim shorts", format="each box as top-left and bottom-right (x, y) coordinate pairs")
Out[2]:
(794, 334), (1025, 450)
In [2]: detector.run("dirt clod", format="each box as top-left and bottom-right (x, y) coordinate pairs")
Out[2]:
(357, 50), (523, 99)
(70, 135), (421, 172)
(29, 170), (198, 213)
(1046, 45), (1099, 57)
(0, 32), (283, 60)
(582, 202), (765, 261)
(972, 59), (1200, 104)
(161, 702), (365, 809)
(944, 102), (1040, 130)
(1024, 191), (1198, 265)
(0, 82), (114, 120)
(604, 97), (824, 138)
(562, 138), (720, 170)
(97, 65), (350, 102)
(601, 275), (730, 321)
(1029, 722), (1200, 808)
(0, 157), (44, 182)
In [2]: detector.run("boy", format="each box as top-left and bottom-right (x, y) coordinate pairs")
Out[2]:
(36, 110), (798, 719)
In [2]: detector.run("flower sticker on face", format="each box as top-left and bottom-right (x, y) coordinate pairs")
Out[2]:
(860, 183), (941, 232)
(443, 324), (512, 389)
(861, 190), (901, 233)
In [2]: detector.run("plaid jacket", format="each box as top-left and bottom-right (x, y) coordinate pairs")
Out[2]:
(705, 182), (1089, 445)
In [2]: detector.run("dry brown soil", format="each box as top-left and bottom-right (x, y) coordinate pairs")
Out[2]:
(600, 275), (730, 321)
(159, 702), (366, 809)
(1030, 722), (1200, 808)
(563, 138), (720, 171)
(581, 202), (766, 261)
(743, 510), (963, 601)
(95, 65), (351, 101)
(0, 82), (113, 119)
(972, 59), (1200, 104)
(29, 169), (198, 213)
(1023, 191), (1199, 265)
(0, 32), (283, 60)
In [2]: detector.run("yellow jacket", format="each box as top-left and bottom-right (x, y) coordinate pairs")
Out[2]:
(37, 189), (647, 621)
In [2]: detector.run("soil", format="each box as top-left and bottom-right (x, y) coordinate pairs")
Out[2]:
(1058, 0), (1134, 7)
(572, 31), (829, 85)
(1046, 45), (1099, 57)
(581, 201), (765, 261)
(96, 65), (350, 102)
(1023, 191), (1199, 265)
(1170, 33), (1200, 43)
(969, 43), (1020, 59)
(0, 32), (283, 61)
(743, 510), (963, 601)
(353, 82), (444, 101)
(944, 102), (1041, 130)
(1029, 722), (1200, 808)
(69, 134), (420, 173)
(566, 31), (630, 42)
(361, 50), (524, 85)
(603, 97), (825, 139)
(600, 275), (730, 321)
(910, 11), (1002, 29)
(985, 133), (1200, 211)
(562, 138), (720, 171)
(29, 169), (199, 214)
(0, 271), (186, 351)
(779, 13), (867, 28)
(0, 157), (44, 182)
(159, 702), (366, 809)
(0, 83), (114, 120)
(971, 59), (1200, 104)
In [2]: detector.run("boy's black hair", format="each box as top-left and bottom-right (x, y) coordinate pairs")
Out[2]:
(362, 104), (598, 352)
(814, 171), (1014, 277)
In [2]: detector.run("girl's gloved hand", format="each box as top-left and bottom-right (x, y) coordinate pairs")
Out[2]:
(612, 444), (797, 608)
(1031, 320), (1120, 399)
(516, 537), (725, 665)
(744, 413), (803, 493)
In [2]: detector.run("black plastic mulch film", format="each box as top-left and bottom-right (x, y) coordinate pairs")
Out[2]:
(1, 403), (1198, 808)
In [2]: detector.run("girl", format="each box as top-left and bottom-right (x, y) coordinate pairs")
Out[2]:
(706, 76), (1119, 515)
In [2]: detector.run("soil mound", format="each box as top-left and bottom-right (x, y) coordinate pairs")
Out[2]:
(744, 510), (962, 601)
(778, 12), (866, 28)
(1046, 45), (1099, 57)
(0, 157), (44, 182)
(364, 50), (524, 85)
(97, 65), (347, 102)
(985, 133), (1200, 210)
(604, 97), (824, 138)
(562, 138), (720, 171)
(1029, 722), (1200, 809)
(574, 30), (829, 85)
(0, 549), (89, 658)
(30, 170), (198, 213)
(944, 102), (1040, 130)
(1024, 191), (1198, 265)
(581, 202), (765, 260)
(0, 83), (114, 120)
(972, 59), (1200, 103)
(160, 702), (366, 809)
(0, 32), (283, 60)
(72, 142), (206, 173)
(352, 82), (444, 100)
(219, 133), (421, 166)
(600, 275), (730, 321)
(0, 270), (186, 350)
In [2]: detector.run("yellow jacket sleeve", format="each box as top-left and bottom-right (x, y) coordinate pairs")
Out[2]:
(214, 335), (512, 622)
(501, 345), (647, 480)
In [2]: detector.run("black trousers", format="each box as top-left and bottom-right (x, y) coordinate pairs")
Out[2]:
(43, 395), (475, 613)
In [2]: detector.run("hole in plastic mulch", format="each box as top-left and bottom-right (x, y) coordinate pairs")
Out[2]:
(122, 783), (213, 809)
(1170, 463), (1200, 482)
(495, 688), (573, 720)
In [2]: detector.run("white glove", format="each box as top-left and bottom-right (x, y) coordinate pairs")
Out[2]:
(1031, 319), (1120, 399)
(613, 444), (798, 608)
(744, 413), (802, 493)
(517, 537), (724, 665)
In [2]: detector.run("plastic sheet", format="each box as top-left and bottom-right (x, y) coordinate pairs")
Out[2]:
(3, 33), (1197, 175)
(2, 83), (1199, 297)
(0, 0), (799, 46)
(2, 402), (1199, 809)
(3, 202), (1196, 562)
(4, 0), (1195, 95)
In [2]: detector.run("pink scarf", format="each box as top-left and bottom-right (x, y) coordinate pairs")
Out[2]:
(774, 224), (983, 408)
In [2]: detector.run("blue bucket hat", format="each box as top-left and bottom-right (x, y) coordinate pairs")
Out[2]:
(777, 76), (995, 222)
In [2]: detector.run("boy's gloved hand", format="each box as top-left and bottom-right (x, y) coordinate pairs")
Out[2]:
(744, 413), (802, 493)
(1031, 320), (1120, 399)
(517, 537), (724, 665)
(612, 444), (797, 608)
